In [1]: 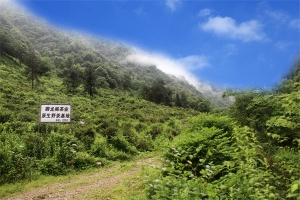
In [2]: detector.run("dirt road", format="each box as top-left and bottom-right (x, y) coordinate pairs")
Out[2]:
(5, 156), (160, 200)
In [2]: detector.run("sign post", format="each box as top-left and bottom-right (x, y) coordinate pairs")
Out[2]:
(40, 104), (72, 123)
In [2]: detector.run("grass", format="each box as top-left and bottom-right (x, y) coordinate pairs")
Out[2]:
(0, 153), (161, 199)
(73, 157), (161, 200)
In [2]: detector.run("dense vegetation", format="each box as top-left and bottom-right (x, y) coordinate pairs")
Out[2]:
(0, 54), (201, 183)
(0, 1), (299, 199)
(146, 56), (300, 199)
(0, 2), (210, 185)
(0, 2), (226, 111)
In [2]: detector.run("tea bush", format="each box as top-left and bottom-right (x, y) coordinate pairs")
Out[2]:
(0, 55), (202, 184)
(146, 114), (292, 199)
(23, 132), (45, 159)
(0, 131), (39, 183)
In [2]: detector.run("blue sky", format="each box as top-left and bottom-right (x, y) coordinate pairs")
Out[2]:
(13, 0), (300, 89)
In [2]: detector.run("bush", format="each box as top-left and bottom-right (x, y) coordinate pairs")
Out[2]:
(103, 125), (118, 139)
(74, 152), (97, 170)
(147, 124), (163, 139)
(40, 132), (80, 175)
(0, 132), (38, 184)
(91, 135), (134, 161)
(146, 115), (281, 199)
(74, 126), (96, 150)
(135, 132), (153, 151)
(0, 108), (11, 123)
(23, 133), (45, 159)
(39, 158), (68, 175)
(91, 136), (111, 158)
(109, 133), (138, 155)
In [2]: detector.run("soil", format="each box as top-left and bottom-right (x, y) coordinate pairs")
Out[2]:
(5, 156), (160, 200)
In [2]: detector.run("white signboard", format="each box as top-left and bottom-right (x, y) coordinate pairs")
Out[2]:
(40, 104), (71, 123)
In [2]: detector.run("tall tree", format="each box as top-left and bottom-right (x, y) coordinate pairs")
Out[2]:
(122, 73), (132, 90)
(141, 79), (173, 106)
(150, 79), (166, 104)
(175, 93), (182, 107)
(0, 30), (9, 56)
(198, 99), (211, 113)
(180, 92), (188, 108)
(84, 66), (97, 98)
(64, 64), (83, 94)
(24, 47), (40, 89)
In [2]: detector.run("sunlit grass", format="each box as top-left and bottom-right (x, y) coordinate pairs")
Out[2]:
(73, 156), (161, 200)
(0, 154), (161, 199)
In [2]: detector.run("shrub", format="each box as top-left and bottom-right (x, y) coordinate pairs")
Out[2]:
(146, 115), (281, 199)
(109, 133), (138, 155)
(91, 136), (111, 158)
(147, 124), (163, 139)
(40, 132), (80, 175)
(23, 133), (45, 159)
(103, 125), (118, 139)
(135, 132), (153, 151)
(91, 135), (134, 161)
(74, 126), (96, 150)
(0, 108), (11, 123)
(73, 152), (97, 170)
(39, 158), (67, 175)
(135, 122), (146, 132)
(0, 132), (39, 184)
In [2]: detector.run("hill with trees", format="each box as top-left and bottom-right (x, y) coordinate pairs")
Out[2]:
(0, 1), (299, 199)
(0, 0), (205, 186)
(145, 56), (300, 199)
(0, 1), (231, 111)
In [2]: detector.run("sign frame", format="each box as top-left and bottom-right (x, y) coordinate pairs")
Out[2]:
(40, 104), (72, 123)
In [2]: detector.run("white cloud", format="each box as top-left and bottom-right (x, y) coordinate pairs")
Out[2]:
(289, 19), (300, 30)
(134, 7), (146, 17)
(262, 6), (299, 30)
(274, 41), (292, 51)
(224, 44), (237, 58)
(165, 0), (181, 12)
(178, 55), (209, 70)
(198, 8), (213, 17)
(200, 16), (265, 42)
(124, 48), (209, 87)
(265, 10), (289, 24)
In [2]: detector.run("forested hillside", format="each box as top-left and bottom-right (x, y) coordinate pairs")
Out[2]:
(0, 53), (201, 184)
(0, 1), (299, 199)
(146, 56), (300, 199)
(0, 1), (212, 188)
(0, 1), (231, 110)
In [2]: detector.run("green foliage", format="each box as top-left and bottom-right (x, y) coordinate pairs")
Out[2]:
(74, 126), (96, 150)
(197, 99), (211, 112)
(63, 63), (83, 94)
(0, 131), (39, 184)
(146, 114), (296, 199)
(110, 133), (138, 155)
(147, 123), (163, 139)
(0, 107), (11, 123)
(1, 4), (299, 195)
(23, 132), (45, 159)
(84, 66), (97, 97)
(91, 135), (131, 161)
(288, 179), (300, 199)
(265, 91), (300, 146)
(141, 79), (173, 106)
(40, 132), (79, 175)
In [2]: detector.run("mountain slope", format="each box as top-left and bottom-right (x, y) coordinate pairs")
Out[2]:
(0, 1), (231, 108)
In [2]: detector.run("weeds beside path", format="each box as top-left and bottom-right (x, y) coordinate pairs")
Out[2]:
(3, 156), (160, 200)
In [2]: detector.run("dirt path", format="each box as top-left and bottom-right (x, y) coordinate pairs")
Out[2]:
(5, 156), (160, 200)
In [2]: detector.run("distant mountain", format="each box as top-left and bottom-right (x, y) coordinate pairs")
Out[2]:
(0, 1), (232, 108)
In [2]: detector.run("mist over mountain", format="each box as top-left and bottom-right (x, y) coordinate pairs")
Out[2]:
(0, 0), (232, 107)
